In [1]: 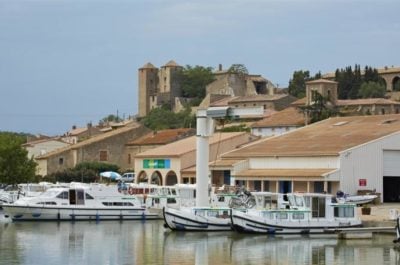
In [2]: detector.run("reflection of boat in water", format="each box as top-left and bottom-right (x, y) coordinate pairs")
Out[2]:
(231, 192), (362, 234)
(230, 234), (339, 264)
(2, 183), (159, 221)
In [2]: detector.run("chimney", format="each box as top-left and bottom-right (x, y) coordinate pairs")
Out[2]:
(218, 64), (222, 71)
(72, 125), (77, 130)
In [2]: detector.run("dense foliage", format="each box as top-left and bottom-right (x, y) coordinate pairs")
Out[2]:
(335, 65), (384, 99)
(180, 65), (215, 103)
(43, 161), (119, 183)
(142, 106), (195, 130)
(100, 114), (123, 124)
(0, 132), (37, 184)
(288, 70), (311, 98)
(228, 64), (249, 75)
(358, 81), (386, 98)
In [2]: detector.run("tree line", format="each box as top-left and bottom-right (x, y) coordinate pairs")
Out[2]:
(288, 65), (386, 99)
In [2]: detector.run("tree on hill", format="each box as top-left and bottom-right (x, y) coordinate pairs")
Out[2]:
(180, 65), (215, 102)
(0, 132), (37, 184)
(228, 64), (249, 75)
(335, 64), (385, 99)
(288, 70), (311, 98)
(142, 106), (195, 131)
(100, 114), (122, 124)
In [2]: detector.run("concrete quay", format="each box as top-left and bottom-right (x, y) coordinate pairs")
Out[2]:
(358, 203), (400, 228)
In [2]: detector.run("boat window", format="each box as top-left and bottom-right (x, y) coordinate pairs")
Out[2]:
(76, 190), (85, 205)
(277, 212), (288, 220)
(57, 191), (69, 200)
(311, 197), (326, 218)
(85, 193), (94, 200)
(294, 196), (304, 207)
(167, 198), (176, 204)
(218, 196), (225, 202)
(292, 212), (305, 220)
(123, 202), (133, 206)
(334, 207), (354, 218)
(194, 210), (205, 217)
(262, 211), (274, 219)
(207, 211), (218, 217)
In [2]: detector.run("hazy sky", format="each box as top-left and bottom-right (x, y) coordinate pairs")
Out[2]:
(1, 0), (400, 135)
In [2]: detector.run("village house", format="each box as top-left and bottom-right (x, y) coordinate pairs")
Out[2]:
(35, 121), (149, 176)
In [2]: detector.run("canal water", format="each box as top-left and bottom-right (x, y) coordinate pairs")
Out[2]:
(0, 212), (399, 265)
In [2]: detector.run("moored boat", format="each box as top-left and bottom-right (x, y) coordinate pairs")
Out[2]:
(2, 183), (159, 221)
(231, 192), (362, 234)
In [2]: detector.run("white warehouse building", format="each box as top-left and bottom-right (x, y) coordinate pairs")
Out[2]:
(220, 114), (400, 202)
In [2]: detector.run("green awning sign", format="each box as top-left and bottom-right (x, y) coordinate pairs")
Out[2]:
(143, 159), (170, 169)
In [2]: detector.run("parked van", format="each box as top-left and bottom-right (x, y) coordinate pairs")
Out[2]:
(121, 172), (135, 182)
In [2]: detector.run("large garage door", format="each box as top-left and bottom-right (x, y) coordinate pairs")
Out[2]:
(383, 151), (400, 202)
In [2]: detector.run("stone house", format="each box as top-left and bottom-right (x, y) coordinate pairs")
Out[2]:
(35, 122), (149, 176)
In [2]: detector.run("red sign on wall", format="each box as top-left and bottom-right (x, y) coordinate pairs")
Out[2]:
(359, 179), (367, 186)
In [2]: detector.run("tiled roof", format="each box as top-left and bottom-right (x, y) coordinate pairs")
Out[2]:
(337, 98), (400, 106)
(290, 97), (306, 106)
(251, 107), (305, 128)
(229, 94), (289, 103)
(135, 132), (247, 158)
(224, 114), (400, 158)
(67, 127), (88, 136)
(22, 138), (66, 147)
(306, 79), (338, 84)
(180, 159), (245, 174)
(127, 128), (195, 146)
(210, 96), (239, 107)
(163, 60), (180, 67)
(140, 62), (157, 69)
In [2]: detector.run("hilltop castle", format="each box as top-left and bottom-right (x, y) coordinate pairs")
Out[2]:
(138, 60), (277, 117)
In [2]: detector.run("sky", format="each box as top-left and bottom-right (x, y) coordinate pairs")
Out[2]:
(1, 0), (400, 135)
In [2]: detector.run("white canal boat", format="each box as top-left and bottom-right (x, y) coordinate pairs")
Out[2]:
(231, 192), (362, 234)
(2, 183), (159, 221)
(162, 188), (249, 231)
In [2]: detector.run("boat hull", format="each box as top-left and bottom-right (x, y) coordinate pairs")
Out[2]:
(231, 210), (362, 234)
(163, 207), (232, 231)
(2, 204), (160, 221)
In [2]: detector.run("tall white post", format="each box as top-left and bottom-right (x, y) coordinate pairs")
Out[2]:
(196, 110), (211, 207)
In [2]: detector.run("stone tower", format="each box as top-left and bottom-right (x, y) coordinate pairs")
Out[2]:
(305, 79), (338, 106)
(158, 60), (183, 107)
(138, 62), (158, 117)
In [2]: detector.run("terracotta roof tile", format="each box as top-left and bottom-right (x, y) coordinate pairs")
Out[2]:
(337, 98), (400, 106)
(229, 94), (290, 103)
(251, 107), (305, 128)
(127, 128), (195, 145)
(224, 114), (400, 158)
(135, 132), (247, 158)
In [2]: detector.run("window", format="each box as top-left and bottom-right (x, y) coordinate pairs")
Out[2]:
(381, 108), (385, 115)
(292, 213), (305, 220)
(85, 193), (94, 200)
(59, 157), (64, 165)
(277, 212), (288, 219)
(334, 207), (354, 218)
(128, 154), (131, 164)
(57, 191), (69, 199)
(99, 150), (108, 161)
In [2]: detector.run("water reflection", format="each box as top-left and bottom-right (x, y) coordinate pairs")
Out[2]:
(1, 216), (400, 265)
